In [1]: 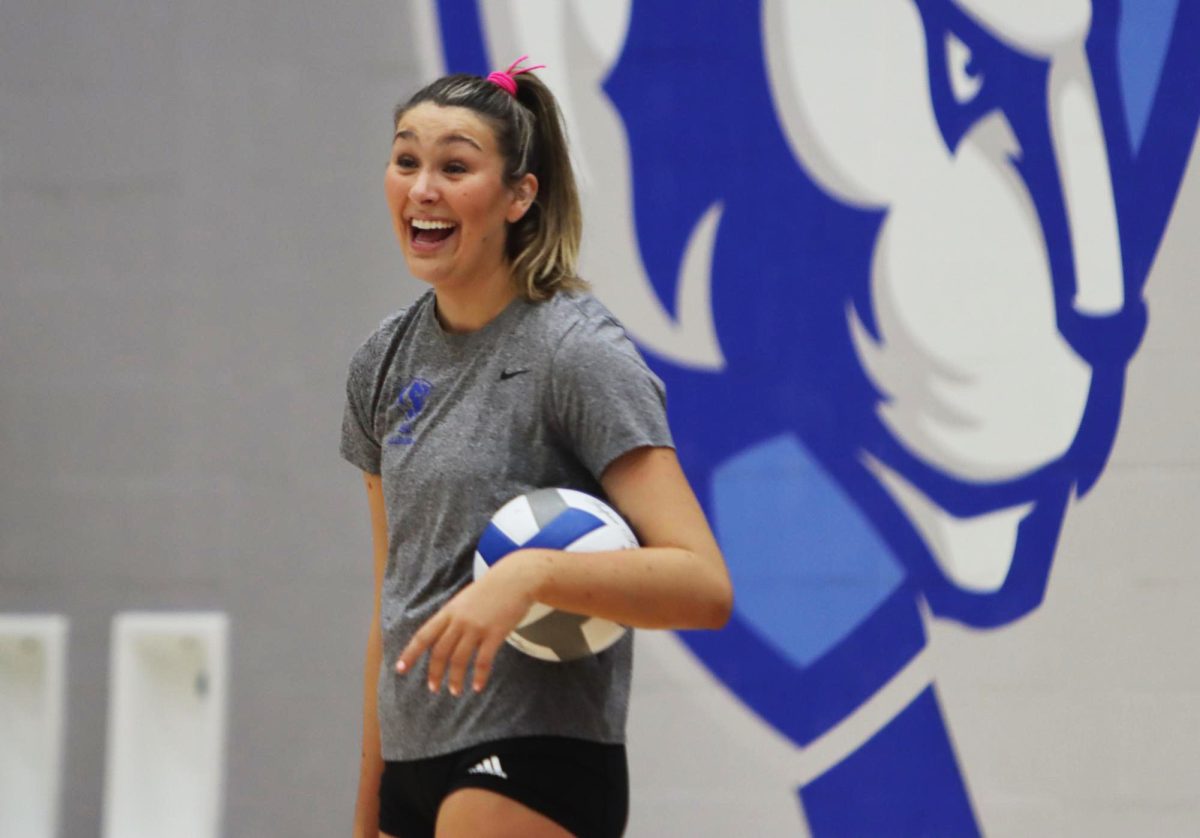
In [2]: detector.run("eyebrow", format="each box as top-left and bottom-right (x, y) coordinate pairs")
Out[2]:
(393, 129), (482, 151)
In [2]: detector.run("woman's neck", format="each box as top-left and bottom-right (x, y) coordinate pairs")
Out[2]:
(431, 263), (520, 333)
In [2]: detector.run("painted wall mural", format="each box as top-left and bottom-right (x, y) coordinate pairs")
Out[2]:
(425, 0), (1199, 833)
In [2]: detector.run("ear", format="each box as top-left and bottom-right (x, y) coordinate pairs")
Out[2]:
(506, 173), (539, 222)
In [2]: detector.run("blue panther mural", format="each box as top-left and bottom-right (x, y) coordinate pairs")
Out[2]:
(428, 0), (1199, 833)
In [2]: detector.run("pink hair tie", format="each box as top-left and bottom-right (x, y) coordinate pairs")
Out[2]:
(486, 55), (546, 97)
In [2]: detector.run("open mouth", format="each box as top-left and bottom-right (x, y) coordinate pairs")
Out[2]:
(410, 218), (458, 247)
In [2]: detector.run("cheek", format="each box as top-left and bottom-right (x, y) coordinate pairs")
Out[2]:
(383, 172), (405, 209)
(468, 188), (511, 228)
(453, 190), (485, 230)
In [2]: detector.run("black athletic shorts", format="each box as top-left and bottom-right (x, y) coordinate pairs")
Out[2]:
(378, 735), (628, 838)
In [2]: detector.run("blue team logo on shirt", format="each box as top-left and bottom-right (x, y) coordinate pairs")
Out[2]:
(386, 377), (433, 446)
(430, 0), (1199, 833)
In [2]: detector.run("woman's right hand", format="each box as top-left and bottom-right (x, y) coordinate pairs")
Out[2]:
(395, 552), (541, 696)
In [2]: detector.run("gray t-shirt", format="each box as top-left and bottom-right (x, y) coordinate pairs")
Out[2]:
(340, 289), (673, 760)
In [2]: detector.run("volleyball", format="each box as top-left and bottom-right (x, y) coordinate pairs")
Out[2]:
(474, 488), (636, 662)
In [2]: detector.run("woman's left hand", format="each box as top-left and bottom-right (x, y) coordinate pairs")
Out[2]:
(395, 552), (541, 696)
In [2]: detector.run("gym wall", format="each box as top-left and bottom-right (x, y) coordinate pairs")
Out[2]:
(2, 1), (1197, 835)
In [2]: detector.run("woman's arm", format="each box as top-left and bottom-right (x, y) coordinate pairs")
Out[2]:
(396, 446), (732, 696)
(352, 472), (387, 838)
(519, 446), (731, 628)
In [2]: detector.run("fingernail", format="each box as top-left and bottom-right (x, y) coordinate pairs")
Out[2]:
(449, 685), (460, 697)
(428, 681), (437, 693)
(396, 660), (406, 673)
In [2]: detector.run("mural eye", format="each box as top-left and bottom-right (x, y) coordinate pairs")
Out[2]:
(945, 32), (983, 104)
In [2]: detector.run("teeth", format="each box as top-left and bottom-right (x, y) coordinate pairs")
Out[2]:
(411, 219), (456, 230)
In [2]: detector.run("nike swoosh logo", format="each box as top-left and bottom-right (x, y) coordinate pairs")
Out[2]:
(500, 368), (530, 381)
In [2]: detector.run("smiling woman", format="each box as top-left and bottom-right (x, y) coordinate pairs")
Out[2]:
(385, 102), (537, 321)
(386, 66), (585, 318)
(341, 60), (732, 838)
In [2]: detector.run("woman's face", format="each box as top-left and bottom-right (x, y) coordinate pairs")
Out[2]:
(385, 102), (535, 289)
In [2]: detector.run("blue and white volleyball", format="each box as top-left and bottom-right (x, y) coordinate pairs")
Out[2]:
(474, 488), (637, 662)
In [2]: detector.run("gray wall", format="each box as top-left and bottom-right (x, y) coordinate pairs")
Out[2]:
(3, 2), (1198, 836)
(1, 2), (425, 835)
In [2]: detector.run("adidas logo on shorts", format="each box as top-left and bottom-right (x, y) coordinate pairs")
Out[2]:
(467, 755), (508, 779)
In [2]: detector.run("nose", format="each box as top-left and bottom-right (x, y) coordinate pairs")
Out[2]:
(409, 167), (438, 204)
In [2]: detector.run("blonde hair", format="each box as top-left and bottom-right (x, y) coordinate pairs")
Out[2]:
(394, 72), (586, 301)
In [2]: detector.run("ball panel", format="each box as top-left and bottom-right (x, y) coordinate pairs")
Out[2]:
(516, 601), (553, 628)
(472, 553), (489, 579)
(556, 488), (603, 509)
(520, 507), (607, 552)
(505, 632), (560, 661)
(476, 522), (522, 568)
(525, 487), (571, 529)
(514, 610), (596, 662)
(490, 493), (539, 542)
(566, 525), (637, 554)
(580, 617), (626, 654)
(558, 490), (637, 542)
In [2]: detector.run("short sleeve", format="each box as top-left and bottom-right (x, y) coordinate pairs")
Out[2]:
(550, 313), (673, 479)
(339, 332), (385, 475)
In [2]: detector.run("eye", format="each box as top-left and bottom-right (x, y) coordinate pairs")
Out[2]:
(945, 32), (982, 104)
(394, 153), (417, 169)
(443, 161), (468, 175)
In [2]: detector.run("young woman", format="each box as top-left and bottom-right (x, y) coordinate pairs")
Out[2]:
(341, 58), (732, 838)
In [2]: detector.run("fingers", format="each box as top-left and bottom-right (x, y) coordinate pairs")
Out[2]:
(444, 629), (481, 697)
(425, 622), (464, 694)
(471, 633), (506, 694)
(396, 612), (507, 696)
(395, 582), (524, 695)
(395, 612), (446, 679)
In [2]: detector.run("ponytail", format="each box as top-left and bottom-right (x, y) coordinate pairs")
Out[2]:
(507, 73), (584, 300)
